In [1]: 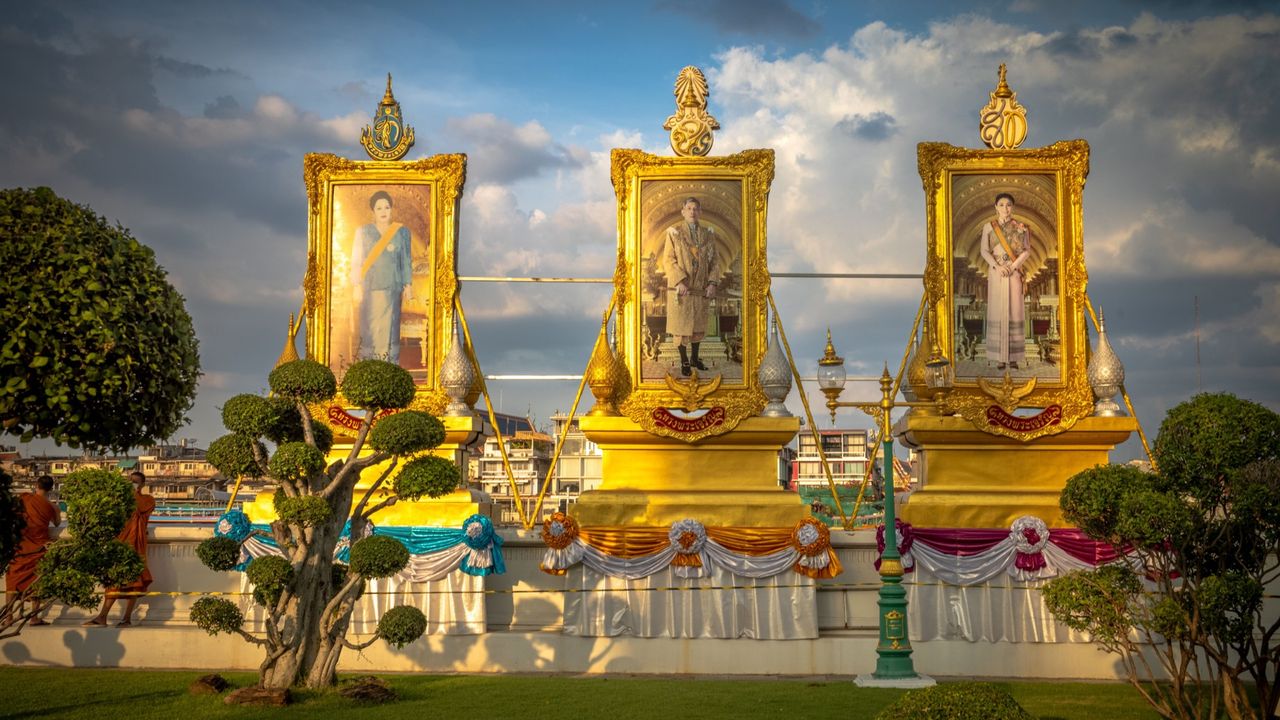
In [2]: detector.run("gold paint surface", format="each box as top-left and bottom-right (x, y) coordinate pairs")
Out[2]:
(915, 140), (1093, 440)
(573, 416), (805, 527)
(302, 153), (465, 439)
(242, 415), (484, 527)
(610, 149), (775, 442)
(897, 414), (1136, 528)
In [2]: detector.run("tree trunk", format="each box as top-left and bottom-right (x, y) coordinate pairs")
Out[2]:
(259, 484), (354, 690)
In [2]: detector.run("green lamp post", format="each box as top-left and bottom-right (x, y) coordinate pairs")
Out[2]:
(817, 330), (947, 687)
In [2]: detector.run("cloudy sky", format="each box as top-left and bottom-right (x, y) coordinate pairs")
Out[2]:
(2, 0), (1277, 461)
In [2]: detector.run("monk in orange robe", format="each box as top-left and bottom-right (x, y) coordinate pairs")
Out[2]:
(5, 475), (60, 625)
(84, 471), (155, 628)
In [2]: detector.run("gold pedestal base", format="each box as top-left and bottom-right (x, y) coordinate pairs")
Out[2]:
(897, 414), (1137, 528)
(242, 414), (487, 527)
(573, 415), (807, 527)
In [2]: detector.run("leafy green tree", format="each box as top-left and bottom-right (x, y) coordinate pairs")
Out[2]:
(191, 358), (459, 689)
(1, 469), (144, 638)
(1043, 393), (1280, 720)
(0, 186), (200, 451)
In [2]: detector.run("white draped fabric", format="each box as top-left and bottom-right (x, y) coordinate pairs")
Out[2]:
(562, 564), (818, 639)
(905, 566), (1092, 643)
(238, 538), (487, 635)
(546, 538), (817, 579)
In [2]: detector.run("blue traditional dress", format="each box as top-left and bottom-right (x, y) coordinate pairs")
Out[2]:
(352, 222), (413, 360)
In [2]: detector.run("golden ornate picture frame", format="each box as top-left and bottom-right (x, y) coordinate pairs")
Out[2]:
(302, 153), (465, 434)
(918, 140), (1092, 439)
(611, 148), (774, 441)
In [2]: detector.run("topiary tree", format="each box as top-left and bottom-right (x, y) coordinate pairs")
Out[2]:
(0, 186), (200, 451)
(191, 358), (459, 689)
(1043, 393), (1280, 720)
(1, 469), (144, 638)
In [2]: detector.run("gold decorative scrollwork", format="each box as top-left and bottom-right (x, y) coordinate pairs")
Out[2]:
(979, 64), (1029, 150)
(360, 74), (416, 162)
(302, 152), (466, 438)
(664, 66), (720, 157)
(610, 148), (774, 441)
(916, 139), (1092, 440)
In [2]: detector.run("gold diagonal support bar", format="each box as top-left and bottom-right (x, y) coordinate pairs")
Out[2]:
(765, 290), (850, 529)
(454, 295), (530, 528)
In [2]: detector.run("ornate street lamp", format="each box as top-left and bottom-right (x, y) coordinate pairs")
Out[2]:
(818, 332), (942, 687)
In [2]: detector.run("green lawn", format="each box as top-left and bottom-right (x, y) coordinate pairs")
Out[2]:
(0, 668), (1161, 719)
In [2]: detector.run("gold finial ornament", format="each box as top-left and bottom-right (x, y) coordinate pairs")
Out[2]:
(979, 63), (1028, 150)
(274, 313), (300, 368)
(587, 320), (629, 417)
(360, 73), (416, 161)
(664, 66), (720, 157)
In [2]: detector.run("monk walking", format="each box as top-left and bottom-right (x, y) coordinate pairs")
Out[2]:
(85, 471), (155, 627)
(4, 475), (60, 625)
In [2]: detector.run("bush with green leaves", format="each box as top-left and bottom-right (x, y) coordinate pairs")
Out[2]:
(275, 494), (331, 528)
(61, 469), (135, 543)
(222, 394), (277, 437)
(875, 682), (1032, 720)
(268, 359), (336, 403)
(349, 535), (410, 579)
(1044, 393), (1280, 720)
(191, 356), (458, 689)
(393, 455), (460, 500)
(1, 470), (145, 623)
(196, 536), (243, 572)
(0, 186), (199, 451)
(206, 433), (266, 480)
(340, 360), (416, 409)
(191, 597), (245, 636)
(268, 442), (326, 484)
(368, 411), (445, 456)
(377, 606), (427, 649)
(246, 555), (294, 608)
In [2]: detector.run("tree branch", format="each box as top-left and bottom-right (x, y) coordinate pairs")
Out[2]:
(351, 458), (399, 520)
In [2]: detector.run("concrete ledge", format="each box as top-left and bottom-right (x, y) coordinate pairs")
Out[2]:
(0, 623), (1134, 680)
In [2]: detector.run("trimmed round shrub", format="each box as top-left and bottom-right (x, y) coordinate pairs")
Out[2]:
(0, 186), (200, 452)
(197, 536), (243, 572)
(263, 398), (335, 454)
(268, 442), (326, 484)
(875, 682), (1032, 720)
(60, 469), (135, 543)
(393, 455), (460, 501)
(191, 596), (245, 636)
(378, 605), (427, 649)
(268, 359), (337, 403)
(369, 411), (445, 455)
(207, 433), (265, 479)
(341, 360), (415, 410)
(1059, 464), (1153, 543)
(221, 394), (276, 437)
(245, 555), (294, 608)
(1154, 393), (1280, 499)
(1116, 489), (1196, 551)
(275, 494), (332, 528)
(349, 535), (410, 579)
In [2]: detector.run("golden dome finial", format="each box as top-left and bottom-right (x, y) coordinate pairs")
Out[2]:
(381, 73), (396, 105)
